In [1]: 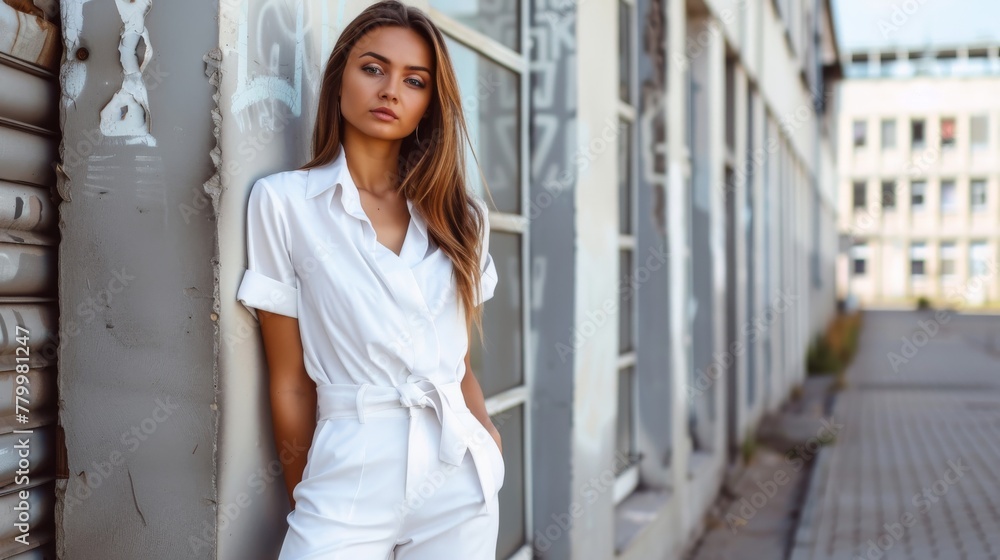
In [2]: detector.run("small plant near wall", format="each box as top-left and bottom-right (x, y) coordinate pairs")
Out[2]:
(916, 296), (932, 310)
(806, 311), (863, 388)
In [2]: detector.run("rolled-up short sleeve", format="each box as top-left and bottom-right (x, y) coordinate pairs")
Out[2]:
(474, 198), (498, 306)
(237, 179), (299, 320)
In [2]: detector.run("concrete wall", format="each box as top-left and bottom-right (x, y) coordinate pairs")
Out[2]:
(56, 0), (220, 557)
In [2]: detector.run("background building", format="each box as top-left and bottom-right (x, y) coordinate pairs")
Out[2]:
(837, 44), (1000, 308)
(0, 0), (839, 558)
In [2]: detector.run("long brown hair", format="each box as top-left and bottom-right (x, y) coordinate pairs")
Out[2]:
(301, 1), (495, 340)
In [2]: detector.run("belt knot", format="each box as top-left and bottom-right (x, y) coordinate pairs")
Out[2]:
(397, 381), (432, 409)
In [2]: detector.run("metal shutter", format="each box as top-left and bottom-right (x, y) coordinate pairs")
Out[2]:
(0, 1), (61, 558)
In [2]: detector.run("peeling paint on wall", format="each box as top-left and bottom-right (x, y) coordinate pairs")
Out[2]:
(98, 0), (157, 146)
(59, 0), (91, 108)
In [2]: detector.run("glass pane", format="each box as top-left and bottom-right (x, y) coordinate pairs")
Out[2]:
(445, 37), (521, 214)
(881, 181), (896, 208)
(912, 119), (925, 146)
(941, 180), (957, 212)
(970, 242), (989, 277)
(618, 119), (632, 234)
(941, 117), (956, 147)
(971, 180), (987, 210)
(971, 115), (988, 147)
(618, 1), (631, 102)
(853, 182), (866, 208)
(615, 367), (634, 474)
(853, 120), (866, 147)
(619, 249), (634, 354)
(881, 119), (896, 149)
(492, 404), (526, 558)
(911, 181), (926, 208)
(430, 0), (520, 52)
(473, 232), (523, 397)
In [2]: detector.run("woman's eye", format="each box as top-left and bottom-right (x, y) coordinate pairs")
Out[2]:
(362, 65), (382, 75)
(406, 78), (425, 88)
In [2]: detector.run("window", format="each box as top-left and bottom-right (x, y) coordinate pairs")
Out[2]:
(881, 119), (897, 149)
(940, 242), (957, 277)
(853, 119), (867, 148)
(971, 179), (987, 212)
(940, 180), (957, 213)
(614, 0), (640, 504)
(881, 180), (896, 209)
(911, 180), (926, 211)
(971, 114), (988, 149)
(910, 242), (927, 276)
(429, 0), (520, 51)
(430, 4), (530, 557)
(970, 241), (991, 278)
(852, 242), (868, 275)
(853, 181), (866, 209)
(940, 117), (956, 148)
(911, 118), (926, 148)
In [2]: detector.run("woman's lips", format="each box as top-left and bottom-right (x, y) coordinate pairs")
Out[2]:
(370, 108), (398, 121)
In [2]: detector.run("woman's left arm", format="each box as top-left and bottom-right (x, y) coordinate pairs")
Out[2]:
(460, 326), (502, 453)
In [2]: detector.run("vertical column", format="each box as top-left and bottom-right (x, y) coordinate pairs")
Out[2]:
(527, 0), (580, 557)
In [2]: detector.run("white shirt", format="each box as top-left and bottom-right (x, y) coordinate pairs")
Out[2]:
(236, 146), (498, 391)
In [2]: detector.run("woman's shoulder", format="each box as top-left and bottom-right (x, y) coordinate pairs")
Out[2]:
(249, 167), (310, 203)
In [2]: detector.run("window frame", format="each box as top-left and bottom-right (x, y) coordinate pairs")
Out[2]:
(880, 118), (896, 150)
(613, 0), (641, 505)
(910, 241), (927, 277)
(970, 179), (987, 212)
(852, 180), (866, 209)
(911, 180), (927, 211)
(939, 241), (957, 278)
(852, 119), (867, 149)
(852, 242), (868, 275)
(940, 179), (957, 213)
(940, 116), (956, 149)
(911, 118), (926, 149)
(881, 180), (896, 210)
(970, 114), (989, 150)
(427, 5), (534, 558)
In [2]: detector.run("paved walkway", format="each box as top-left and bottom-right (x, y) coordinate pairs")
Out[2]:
(791, 310), (1000, 560)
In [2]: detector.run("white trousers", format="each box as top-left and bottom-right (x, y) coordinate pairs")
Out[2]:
(277, 382), (505, 559)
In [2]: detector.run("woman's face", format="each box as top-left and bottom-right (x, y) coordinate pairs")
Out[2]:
(340, 26), (434, 143)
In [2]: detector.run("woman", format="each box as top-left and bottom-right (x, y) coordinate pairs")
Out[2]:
(235, 2), (504, 558)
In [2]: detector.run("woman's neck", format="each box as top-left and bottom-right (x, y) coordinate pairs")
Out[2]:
(341, 127), (402, 196)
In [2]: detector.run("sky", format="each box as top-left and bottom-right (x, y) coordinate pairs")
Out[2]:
(832, 0), (1000, 52)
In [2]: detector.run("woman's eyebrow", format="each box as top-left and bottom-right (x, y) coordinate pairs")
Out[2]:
(358, 51), (431, 74)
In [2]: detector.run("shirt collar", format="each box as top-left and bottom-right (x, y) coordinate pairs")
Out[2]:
(304, 146), (429, 244)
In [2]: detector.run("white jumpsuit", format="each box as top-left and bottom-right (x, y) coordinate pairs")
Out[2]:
(236, 146), (504, 559)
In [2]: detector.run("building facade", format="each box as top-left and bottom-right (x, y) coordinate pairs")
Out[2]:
(0, 0), (837, 558)
(837, 44), (1000, 308)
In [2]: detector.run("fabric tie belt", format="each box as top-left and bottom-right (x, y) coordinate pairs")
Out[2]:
(315, 376), (501, 515)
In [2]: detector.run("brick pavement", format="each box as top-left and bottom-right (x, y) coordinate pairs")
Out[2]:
(791, 310), (1000, 560)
